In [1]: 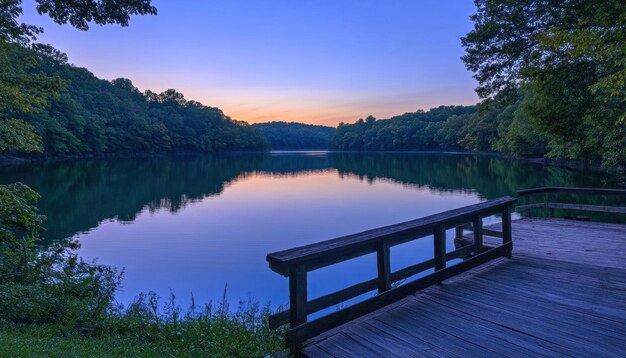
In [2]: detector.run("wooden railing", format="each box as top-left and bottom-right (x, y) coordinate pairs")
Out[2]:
(266, 197), (515, 347)
(516, 187), (626, 217)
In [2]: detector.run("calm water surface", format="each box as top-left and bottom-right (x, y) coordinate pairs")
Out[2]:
(0, 152), (618, 309)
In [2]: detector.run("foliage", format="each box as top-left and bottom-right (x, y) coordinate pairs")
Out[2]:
(0, 182), (121, 328)
(462, 0), (626, 170)
(0, 0), (156, 155)
(2, 0), (156, 43)
(0, 290), (285, 357)
(331, 106), (478, 151)
(0, 0), (41, 44)
(35, 0), (156, 30)
(0, 182), (43, 244)
(0, 118), (41, 153)
(1, 44), (268, 155)
(253, 121), (335, 150)
(328, 96), (555, 160)
(0, 41), (64, 152)
(0, 291), (285, 357)
(495, 103), (548, 158)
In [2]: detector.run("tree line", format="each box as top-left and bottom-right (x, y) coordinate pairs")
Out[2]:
(330, 92), (549, 158)
(3, 45), (268, 156)
(252, 121), (335, 150)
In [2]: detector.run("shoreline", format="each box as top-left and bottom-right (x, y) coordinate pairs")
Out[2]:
(1, 150), (621, 179)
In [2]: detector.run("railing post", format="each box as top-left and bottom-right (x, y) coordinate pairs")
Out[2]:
(502, 204), (513, 257)
(547, 193), (555, 218)
(524, 195), (532, 218)
(472, 216), (483, 254)
(376, 242), (391, 293)
(455, 226), (463, 240)
(289, 265), (307, 328)
(433, 225), (446, 271)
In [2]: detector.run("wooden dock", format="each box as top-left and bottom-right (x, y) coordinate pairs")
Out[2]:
(299, 218), (626, 357)
(266, 187), (626, 357)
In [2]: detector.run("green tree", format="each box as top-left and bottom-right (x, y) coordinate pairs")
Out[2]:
(0, 0), (157, 153)
(330, 106), (478, 151)
(252, 121), (335, 150)
(494, 91), (548, 158)
(35, 0), (156, 30)
(462, 0), (626, 172)
(0, 42), (63, 152)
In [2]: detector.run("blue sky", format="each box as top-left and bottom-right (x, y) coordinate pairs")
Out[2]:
(21, 0), (479, 126)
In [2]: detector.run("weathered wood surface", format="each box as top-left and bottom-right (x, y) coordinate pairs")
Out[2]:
(475, 218), (626, 269)
(299, 218), (626, 357)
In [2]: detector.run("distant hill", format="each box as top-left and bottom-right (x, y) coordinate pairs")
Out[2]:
(252, 122), (336, 150)
(8, 44), (268, 156)
(331, 105), (481, 151)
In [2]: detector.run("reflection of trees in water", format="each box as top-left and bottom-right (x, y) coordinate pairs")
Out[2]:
(0, 153), (616, 243)
(0, 155), (266, 242)
(329, 153), (612, 200)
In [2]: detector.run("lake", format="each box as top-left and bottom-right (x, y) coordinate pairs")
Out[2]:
(0, 152), (619, 310)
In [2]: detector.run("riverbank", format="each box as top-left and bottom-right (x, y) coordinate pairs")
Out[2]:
(3, 150), (621, 182)
(0, 150), (270, 166)
(0, 290), (287, 357)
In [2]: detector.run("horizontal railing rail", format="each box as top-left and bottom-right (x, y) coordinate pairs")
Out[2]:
(516, 187), (626, 217)
(266, 197), (515, 347)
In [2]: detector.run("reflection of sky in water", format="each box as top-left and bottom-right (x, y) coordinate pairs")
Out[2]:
(77, 170), (482, 309)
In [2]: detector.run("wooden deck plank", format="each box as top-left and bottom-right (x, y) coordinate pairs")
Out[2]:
(423, 287), (625, 356)
(478, 219), (626, 268)
(406, 297), (571, 358)
(298, 345), (335, 358)
(300, 218), (626, 357)
(311, 332), (394, 357)
(458, 262), (626, 322)
(343, 324), (425, 357)
(372, 310), (501, 357)
(396, 302), (537, 357)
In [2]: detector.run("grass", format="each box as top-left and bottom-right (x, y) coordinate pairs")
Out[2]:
(0, 293), (287, 358)
(0, 323), (285, 357)
(1, 324), (169, 357)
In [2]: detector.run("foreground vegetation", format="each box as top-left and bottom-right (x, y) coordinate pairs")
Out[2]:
(1, 297), (285, 357)
(0, 183), (285, 356)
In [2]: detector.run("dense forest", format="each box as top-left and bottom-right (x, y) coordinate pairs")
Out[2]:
(3, 44), (268, 156)
(331, 106), (478, 151)
(252, 121), (335, 150)
(331, 93), (549, 158)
